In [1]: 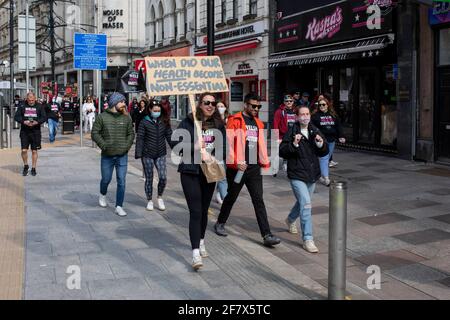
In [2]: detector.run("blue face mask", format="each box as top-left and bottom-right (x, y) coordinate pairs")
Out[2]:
(151, 112), (161, 119)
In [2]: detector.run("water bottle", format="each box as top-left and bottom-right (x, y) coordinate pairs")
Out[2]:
(234, 170), (244, 184)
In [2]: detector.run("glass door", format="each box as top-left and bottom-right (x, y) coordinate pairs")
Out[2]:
(437, 68), (450, 160)
(358, 67), (378, 144)
(338, 67), (355, 142)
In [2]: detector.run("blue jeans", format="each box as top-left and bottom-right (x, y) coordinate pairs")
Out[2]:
(48, 119), (59, 143)
(319, 141), (335, 178)
(217, 178), (228, 200)
(287, 179), (315, 241)
(100, 154), (128, 207)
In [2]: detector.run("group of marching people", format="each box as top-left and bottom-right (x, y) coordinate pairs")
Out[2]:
(91, 90), (344, 271)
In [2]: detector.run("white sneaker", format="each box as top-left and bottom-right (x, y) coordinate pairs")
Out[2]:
(99, 195), (107, 208)
(285, 218), (299, 234)
(215, 192), (223, 205)
(200, 243), (209, 258)
(146, 200), (154, 211)
(115, 206), (127, 217)
(329, 161), (339, 168)
(157, 198), (166, 211)
(319, 177), (331, 187)
(192, 255), (203, 270)
(303, 240), (319, 253)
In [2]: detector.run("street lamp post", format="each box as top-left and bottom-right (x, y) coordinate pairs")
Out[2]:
(0, 61), (5, 149)
(207, 0), (214, 56)
(9, 0), (14, 149)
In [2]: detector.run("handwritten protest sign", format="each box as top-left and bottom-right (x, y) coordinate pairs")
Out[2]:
(145, 56), (229, 96)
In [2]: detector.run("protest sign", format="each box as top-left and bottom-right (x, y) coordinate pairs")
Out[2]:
(145, 56), (229, 96)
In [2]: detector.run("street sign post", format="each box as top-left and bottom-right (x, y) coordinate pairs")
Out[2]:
(74, 33), (108, 148)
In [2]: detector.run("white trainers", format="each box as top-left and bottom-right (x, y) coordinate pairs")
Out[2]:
(115, 206), (127, 217)
(319, 177), (331, 187)
(157, 198), (166, 211)
(146, 200), (154, 211)
(99, 195), (107, 208)
(192, 255), (203, 270)
(215, 192), (223, 205)
(285, 218), (299, 234)
(200, 243), (209, 258)
(329, 161), (339, 168)
(303, 240), (319, 253)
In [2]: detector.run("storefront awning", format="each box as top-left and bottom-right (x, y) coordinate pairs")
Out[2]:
(269, 34), (395, 68)
(195, 38), (262, 56)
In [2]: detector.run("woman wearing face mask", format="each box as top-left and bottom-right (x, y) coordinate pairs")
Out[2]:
(312, 98), (346, 186)
(135, 101), (174, 212)
(214, 101), (229, 205)
(279, 106), (328, 253)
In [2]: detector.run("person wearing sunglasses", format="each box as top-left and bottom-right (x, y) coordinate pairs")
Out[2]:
(312, 97), (346, 186)
(273, 94), (298, 176)
(174, 93), (226, 270)
(214, 93), (281, 248)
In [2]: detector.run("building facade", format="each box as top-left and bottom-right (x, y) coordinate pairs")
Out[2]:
(270, 0), (439, 162)
(143, 0), (195, 121)
(0, 0), (146, 100)
(195, 0), (271, 122)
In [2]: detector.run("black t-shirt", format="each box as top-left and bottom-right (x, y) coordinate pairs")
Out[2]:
(243, 114), (259, 167)
(202, 118), (216, 155)
(62, 101), (73, 111)
(285, 108), (296, 128)
(46, 102), (61, 120)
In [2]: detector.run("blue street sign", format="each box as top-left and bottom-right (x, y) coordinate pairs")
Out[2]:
(74, 33), (108, 70)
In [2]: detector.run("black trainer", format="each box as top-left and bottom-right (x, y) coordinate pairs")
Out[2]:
(22, 165), (29, 176)
(263, 234), (281, 247)
(31, 168), (37, 176)
(214, 223), (228, 237)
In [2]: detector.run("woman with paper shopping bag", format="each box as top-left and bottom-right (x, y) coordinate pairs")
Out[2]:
(174, 92), (226, 270)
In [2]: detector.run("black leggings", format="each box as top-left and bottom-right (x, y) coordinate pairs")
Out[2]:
(181, 172), (216, 250)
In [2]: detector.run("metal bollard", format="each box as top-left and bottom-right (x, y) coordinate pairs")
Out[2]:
(328, 181), (348, 300)
(0, 107), (5, 149)
(6, 113), (11, 149)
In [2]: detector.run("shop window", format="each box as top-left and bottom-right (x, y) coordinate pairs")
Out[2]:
(231, 82), (244, 102)
(380, 65), (398, 147)
(439, 28), (450, 66)
(233, 0), (238, 19)
(259, 80), (267, 101)
(221, 0), (227, 23)
(249, 0), (257, 15)
(249, 80), (258, 96)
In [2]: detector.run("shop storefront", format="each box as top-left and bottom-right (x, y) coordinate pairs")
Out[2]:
(270, 0), (399, 152)
(430, 2), (450, 162)
(195, 20), (270, 122)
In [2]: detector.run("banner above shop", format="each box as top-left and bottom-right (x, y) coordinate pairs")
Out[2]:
(274, 0), (396, 53)
(429, 1), (450, 25)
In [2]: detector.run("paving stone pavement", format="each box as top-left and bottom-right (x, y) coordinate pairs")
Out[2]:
(6, 128), (450, 300)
